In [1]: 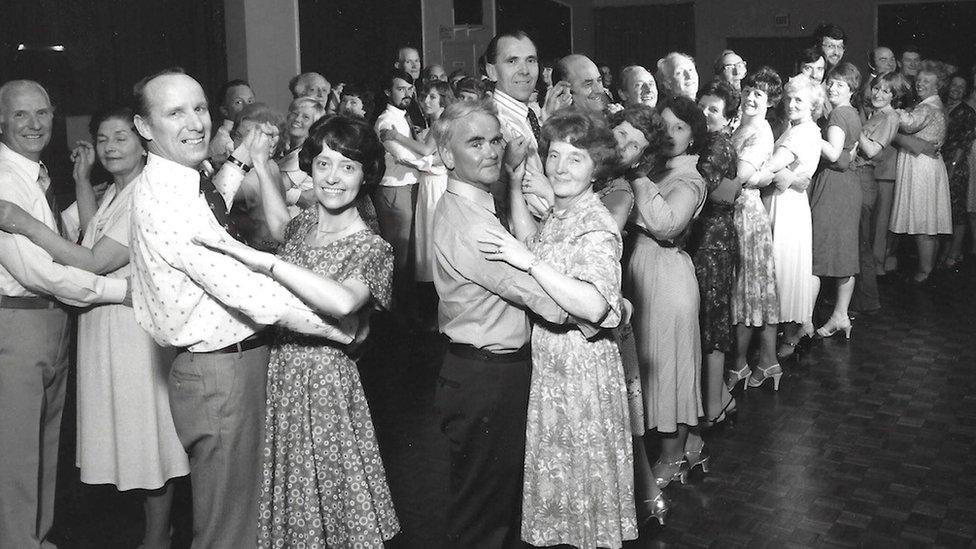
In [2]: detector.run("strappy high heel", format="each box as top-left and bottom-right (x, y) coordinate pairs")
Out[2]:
(683, 440), (711, 474)
(652, 458), (689, 489)
(637, 492), (670, 527)
(724, 364), (751, 391)
(747, 363), (783, 391)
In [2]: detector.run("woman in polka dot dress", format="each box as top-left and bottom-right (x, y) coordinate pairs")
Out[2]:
(199, 115), (399, 547)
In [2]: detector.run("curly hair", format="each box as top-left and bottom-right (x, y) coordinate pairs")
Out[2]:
(539, 106), (620, 181)
(298, 115), (386, 195)
(741, 66), (783, 108)
(696, 131), (738, 193)
(698, 79), (741, 121)
(869, 71), (912, 109)
(658, 95), (708, 155)
(607, 105), (671, 177)
(784, 75), (825, 120)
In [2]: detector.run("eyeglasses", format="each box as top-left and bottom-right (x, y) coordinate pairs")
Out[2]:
(723, 62), (747, 71)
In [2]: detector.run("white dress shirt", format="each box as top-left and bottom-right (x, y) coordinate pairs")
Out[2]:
(129, 153), (354, 352)
(374, 104), (420, 187)
(493, 89), (550, 214)
(0, 143), (127, 306)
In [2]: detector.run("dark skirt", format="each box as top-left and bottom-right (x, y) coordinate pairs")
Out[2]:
(810, 167), (862, 277)
(690, 201), (738, 353)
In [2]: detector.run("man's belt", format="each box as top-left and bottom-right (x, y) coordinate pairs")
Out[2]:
(0, 295), (59, 310)
(189, 331), (273, 355)
(447, 342), (530, 363)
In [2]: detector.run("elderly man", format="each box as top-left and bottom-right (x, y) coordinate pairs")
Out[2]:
(617, 65), (658, 108)
(714, 49), (747, 90)
(658, 51), (699, 100)
(129, 68), (353, 549)
(869, 46), (898, 78)
(431, 99), (568, 548)
(553, 53), (608, 112)
(288, 71), (331, 104)
(374, 69), (421, 317)
(0, 80), (129, 549)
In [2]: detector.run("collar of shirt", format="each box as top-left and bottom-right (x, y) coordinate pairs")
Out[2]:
(493, 89), (529, 119)
(0, 142), (41, 183)
(667, 153), (699, 172)
(380, 103), (408, 123)
(144, 153), (204, 198)
(445, 178), (496, 214)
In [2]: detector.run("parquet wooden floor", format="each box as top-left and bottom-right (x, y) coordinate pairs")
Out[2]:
(50, 263), (976, 548)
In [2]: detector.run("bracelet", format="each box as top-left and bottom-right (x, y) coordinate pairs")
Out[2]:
(526, 256), (541, 275)
(227, 155), (252, 173)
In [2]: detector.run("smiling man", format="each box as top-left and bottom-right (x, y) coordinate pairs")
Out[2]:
(431, 99), (568, 548)
(554, 53), (610, 112)
(0, 79), (129, 549)
(618, 65), (658, 108)
(128, 67), (354, 548)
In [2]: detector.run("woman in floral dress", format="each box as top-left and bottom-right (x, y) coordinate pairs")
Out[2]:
(481, 107), (636, 548)
(200, 115), (399, 548)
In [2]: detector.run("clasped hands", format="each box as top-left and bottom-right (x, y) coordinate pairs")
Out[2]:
(232, 122), (280, 168)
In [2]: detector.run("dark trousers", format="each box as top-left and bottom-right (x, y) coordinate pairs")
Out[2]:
(852, 167), (880, 311)
(0, 307), (69, 549)
(374, 184), (418, 315)
(434, 347), (532, 549)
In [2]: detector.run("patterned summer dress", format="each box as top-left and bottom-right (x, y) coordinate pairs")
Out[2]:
(730, 120), (779, 326)
(890, 94), (951, 235)
(520, 191), (637, 549)
(258, 207), (400, 548)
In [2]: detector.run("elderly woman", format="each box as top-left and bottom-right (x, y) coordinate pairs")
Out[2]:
(198, 115), (399, 547)
(624, 96), (710, 490)
(658, 52), (700, 100)
(727, 67), (782, 394)
(890, 62), (952, 283)
(0, 106), (188, 549)
(279, 96), (326, 215)
(714, 49), (747, 91)
(481, 107), (636, 547)
(808, 62), (863, 338)
(940, 72), (976, 269)
(753, 76), (825, 368)
(850, 71), (909, 312)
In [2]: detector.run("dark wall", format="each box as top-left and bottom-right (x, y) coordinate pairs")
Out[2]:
(878, 2), (976, 74)
(593, 4), (696, 81)
(496, 0), (572, 64)
(298, 0), (422, 92)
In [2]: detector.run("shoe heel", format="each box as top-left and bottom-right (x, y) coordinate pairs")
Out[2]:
(699, 456), (711, 473)
(843, 324), (853, 339)
(679, 470), (688, 485)
(772, 372), (783, 391)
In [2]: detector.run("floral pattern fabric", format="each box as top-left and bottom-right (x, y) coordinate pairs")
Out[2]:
(520, 192), (637, 549)
(689, 201), (738, 351)
(944, 102), (976, 224)
(258, 207), (400, 548)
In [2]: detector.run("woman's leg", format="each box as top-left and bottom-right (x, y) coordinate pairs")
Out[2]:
(874, 180), (896, 272)
(634, 435), (658, 501)
(734, 324), (752, 371)
(969, 213), (976, 255)
(659, 425), (688, 464)
(703, 350), (727, 419)
(759, 324), (779, 366)
(142, 482), (174, 549)
(946, 223), (967, 265)
(916, 234), (938, 279)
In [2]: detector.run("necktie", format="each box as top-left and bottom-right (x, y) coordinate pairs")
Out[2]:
(526, 108), (542, 143)
(199, 170), (244, 242)
(38, 162), (64, 235)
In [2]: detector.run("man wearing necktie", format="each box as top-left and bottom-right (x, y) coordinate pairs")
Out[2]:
(0, 79), (130, 549)
(128, 68), (354, 548)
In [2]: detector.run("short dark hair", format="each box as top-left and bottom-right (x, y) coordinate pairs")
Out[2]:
(484, 30), (534, 66)
(217, 79), (250, 107)
(88, 105), (136, 139)
(696, 130), (737, 193)
(453, 76), (488, 99)
(339, 83), (375, 120)
(698, 79), (741, 121)
(607, 105), (672, 177)
(552, 56), (570, 87)
(132, 67), (187, 118)
(658, 95), (708, 155)
(902, 43), (921, 57)
(539, 106), (620, 181)
(741, 66), (783, 107)
(298, 115), (386, 194)
(386, 69), (415, 90)
(814, 23), (847, 45)
(826, 62), (862, 94)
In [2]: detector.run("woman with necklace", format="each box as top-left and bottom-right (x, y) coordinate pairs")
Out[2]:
(198, 115), (399, 547)
(0, 106), (188, 549)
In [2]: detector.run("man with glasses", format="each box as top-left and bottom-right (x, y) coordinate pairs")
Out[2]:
(814, 23), (847, 73)
(714, 49), (747, 91)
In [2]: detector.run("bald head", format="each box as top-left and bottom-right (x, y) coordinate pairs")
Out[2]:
(556, 54), (607, 112)
(618, 65), (657, 108)
(871, 47), (896, 75)
(0, 80), (54, 161)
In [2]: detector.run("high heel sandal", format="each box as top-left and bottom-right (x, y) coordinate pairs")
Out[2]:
(637, 492), (670, 527)
(777, 325), (815, 361)
(724, 365), (751, 391)
(746, 363), (783, 391)
(815, 316), (853, 339)
(652, 458), (689, 489)
(702, 396), (737, 429)
(683, 440), (711, 474)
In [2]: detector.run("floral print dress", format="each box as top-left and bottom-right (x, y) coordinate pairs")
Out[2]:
(258, 208), (400, 548)
(520, 192), (637, 549)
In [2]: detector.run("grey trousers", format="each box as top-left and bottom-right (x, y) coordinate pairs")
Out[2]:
(0, 307), (70, 549)
(168, 345), (270, 549)
(374, 184), (417, 312)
